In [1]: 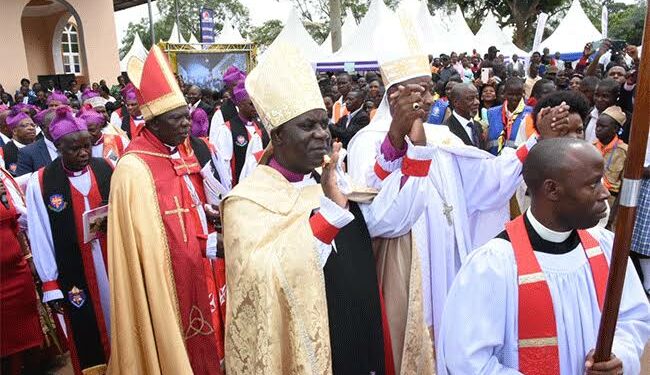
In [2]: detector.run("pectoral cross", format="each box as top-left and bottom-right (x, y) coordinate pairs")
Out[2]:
(443, 203), (454, 226)
(164, 196), (190, 242)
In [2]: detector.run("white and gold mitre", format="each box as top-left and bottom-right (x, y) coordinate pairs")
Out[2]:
(245, 41), (325, 131)
(376, 7), (431, 88)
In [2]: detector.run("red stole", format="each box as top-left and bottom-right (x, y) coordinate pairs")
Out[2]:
(506, 215), (609, 375)
(101, 134), (124, 160)
(125, 130), (221, 375)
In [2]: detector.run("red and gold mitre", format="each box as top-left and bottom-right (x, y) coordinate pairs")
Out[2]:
(127, 45), (186, 121)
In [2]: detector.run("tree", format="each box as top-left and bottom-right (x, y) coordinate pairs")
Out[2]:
(608, 0), (647, 45)
(249, 19), (284, 49)
(119, 0), (251, 57)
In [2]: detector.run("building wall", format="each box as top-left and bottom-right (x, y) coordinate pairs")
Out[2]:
(21, 10), (67, 80)
(0, 0), (121, 93)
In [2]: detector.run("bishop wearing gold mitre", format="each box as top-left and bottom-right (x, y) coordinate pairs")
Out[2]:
(222, 39), (435, 375)
(107, 45), (228, 374)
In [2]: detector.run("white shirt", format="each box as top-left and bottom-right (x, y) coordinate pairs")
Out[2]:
(345, 106), (363, 128)
(44, 137), (58, 161)
(452, 111), (474, 142)
(585, 107), (599, 143)
(0, 132), (10, 145)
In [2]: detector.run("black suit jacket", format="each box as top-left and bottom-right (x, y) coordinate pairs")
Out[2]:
(16, 138), (52, 176)
(443, 113), (483, 148)
(329, 109), (370, 149)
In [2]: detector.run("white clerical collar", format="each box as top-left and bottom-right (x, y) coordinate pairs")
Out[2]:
(526, 209), (572, 243)
(452, 110), (472, 126)
(12, 139), (26, 149)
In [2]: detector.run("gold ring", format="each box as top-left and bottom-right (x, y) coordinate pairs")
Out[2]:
(412, 103), (421, 111)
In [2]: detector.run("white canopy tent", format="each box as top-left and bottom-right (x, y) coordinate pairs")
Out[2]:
(120, 33), (148, 71)
(215, 19), (250, 44)
(320, 12), (358, 54)
(474, 13), (528, 57)
(539, 0), (602, 54)
(446, 5), (475, 54)
(165, 22), (187, 44)
(319, 0), (398, 64)
(414, 0), (452, 56)
(261, 7), (323, 63)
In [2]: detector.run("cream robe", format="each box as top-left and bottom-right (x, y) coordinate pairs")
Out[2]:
(106, 154), (194, 374)
(223, 164), (435, 375)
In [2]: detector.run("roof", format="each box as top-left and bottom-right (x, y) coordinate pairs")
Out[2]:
(113, 0), (148, 12)
(539, 0), (601, 54)
(120, 32), (148, 71)
(474, 13), (528, 57)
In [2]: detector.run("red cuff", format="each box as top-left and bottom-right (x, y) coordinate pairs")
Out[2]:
(374, 161), (391, 181)
(516, 145), (529, 163)
(310, 212), (340, 244)
(43, 280), (60, 292)
(402, 157), (431, 177)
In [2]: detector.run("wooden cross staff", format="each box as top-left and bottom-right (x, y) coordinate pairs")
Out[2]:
(594, 5), (650, 362)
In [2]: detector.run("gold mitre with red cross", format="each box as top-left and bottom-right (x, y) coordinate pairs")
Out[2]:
(127, 45), (186, 121)
(245, 40), (325, 131)
(376, 8), (431, 88)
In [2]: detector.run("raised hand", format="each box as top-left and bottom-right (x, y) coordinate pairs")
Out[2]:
(388, 84), (428, 149)
(535, 102), (572, 139)
(320, 142), (348, 208)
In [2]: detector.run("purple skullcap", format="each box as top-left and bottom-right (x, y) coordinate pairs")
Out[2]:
(34, 109), (52, 126)
(50, 106), (88, 142)
(47, 90), (69, 106)
(232, 80), (249, 104)
(223, 66), (246, 87)
(81, 88), (99, 101)
(6, 111), (31, 131)
(121, 83), (138, 102)
(77, 108), (105, 125)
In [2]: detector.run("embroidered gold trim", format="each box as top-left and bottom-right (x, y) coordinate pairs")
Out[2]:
(81, 364), (107, 375)
(519, 337), (558, 348)
(164, 196), (190, 243)
(131, 155), (185, 343)
(518, 272), (546, 285)
(126, 150), (172, 159)
(140, 92), (186, 121)
(380, 55), (430, 87)
(184, 305), (214, 339)
(585, 246), (603, 258)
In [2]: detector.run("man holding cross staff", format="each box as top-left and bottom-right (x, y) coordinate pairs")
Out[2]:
(439, 6), (650, 374)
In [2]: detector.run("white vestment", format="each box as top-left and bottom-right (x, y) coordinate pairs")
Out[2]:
(440, 211), (650, 374)
(347, 95), (535, 373)
(26, 169), (112, 336)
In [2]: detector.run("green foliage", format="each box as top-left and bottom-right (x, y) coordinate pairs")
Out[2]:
(608, 1), (647, 45)
(249, 19), (284, 48)
(119, 0), (250, 57)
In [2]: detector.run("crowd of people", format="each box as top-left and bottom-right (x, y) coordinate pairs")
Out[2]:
(0, 16), (649, 375)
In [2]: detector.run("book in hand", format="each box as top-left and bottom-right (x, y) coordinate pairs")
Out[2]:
(82, 205), (108, 243)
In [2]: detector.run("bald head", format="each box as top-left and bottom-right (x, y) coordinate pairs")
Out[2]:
(524, 138), (609, 230)
(524, 138), (592, 192)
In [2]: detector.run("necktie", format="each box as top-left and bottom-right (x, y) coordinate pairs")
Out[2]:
(467, 121), (480, 146)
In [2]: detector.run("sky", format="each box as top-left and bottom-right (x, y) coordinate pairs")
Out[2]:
(113, 0), (293, 46)
(113, 0), (639, 48)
